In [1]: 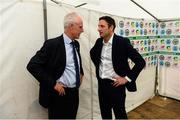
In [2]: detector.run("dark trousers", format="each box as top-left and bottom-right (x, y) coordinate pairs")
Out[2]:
(48, 88), (79, 119)
(98, 79), (127, 119)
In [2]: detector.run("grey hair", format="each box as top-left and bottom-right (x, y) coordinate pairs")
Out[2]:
(64, 12), (79, 29)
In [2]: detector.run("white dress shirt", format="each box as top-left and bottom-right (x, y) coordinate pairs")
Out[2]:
(56, 33), (80, 88)
(99, 34), (131, 82)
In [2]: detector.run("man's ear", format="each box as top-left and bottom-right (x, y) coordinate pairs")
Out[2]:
(110, 25), (114, 31)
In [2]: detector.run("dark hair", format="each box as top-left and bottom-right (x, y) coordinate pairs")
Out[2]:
(99, 16), (116, 31)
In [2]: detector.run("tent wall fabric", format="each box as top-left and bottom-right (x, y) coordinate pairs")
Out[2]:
(158, 68), (180, 100)
(0, 0), (179, 119)
(157, 21), (180, 100)
(0, 0), (47, 118)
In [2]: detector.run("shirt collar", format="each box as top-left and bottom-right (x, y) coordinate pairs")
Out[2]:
(103, 33), (114, 45)
(63, 33), (73, 44)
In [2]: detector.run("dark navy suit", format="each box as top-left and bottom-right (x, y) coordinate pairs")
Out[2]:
(27, 35), (84, 118)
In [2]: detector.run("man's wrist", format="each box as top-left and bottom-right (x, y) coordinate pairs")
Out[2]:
(125, 76), (131, 82)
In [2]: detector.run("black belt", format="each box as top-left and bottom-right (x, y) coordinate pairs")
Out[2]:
(101, 78), (114, 82)
(98, 78), (115, 85)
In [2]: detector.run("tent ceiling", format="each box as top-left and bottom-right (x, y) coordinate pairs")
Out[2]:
(135, 0), (180, 19)
(57, 0), (180, 20)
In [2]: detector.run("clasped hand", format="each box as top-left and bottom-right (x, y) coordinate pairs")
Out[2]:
(112, 76), (128, 87)
(54, 82), (67, 96)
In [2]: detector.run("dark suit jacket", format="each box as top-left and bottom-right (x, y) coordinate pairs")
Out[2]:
(27, 35), (84, 108)
(90, 34), (145, 92)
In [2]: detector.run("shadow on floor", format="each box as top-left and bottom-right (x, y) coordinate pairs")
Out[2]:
(128, 96), (180, 119)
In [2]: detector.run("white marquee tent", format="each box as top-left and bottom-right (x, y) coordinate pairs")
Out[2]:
(0, 0), (180, 119)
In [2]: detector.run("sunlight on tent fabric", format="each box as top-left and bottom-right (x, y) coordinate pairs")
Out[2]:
(135, 0), (180, 19)
(59, 0), (180, 20)
(61, 0), (149, 19)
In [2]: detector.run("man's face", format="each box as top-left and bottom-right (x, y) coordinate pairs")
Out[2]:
(71, 17), (84, 39)
(98, 20), (112, 38)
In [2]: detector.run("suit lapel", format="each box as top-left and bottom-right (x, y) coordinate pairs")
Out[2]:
(112, 34), (120, 67)
(112, 34), (116, 63)
(55, 35), (66, 68)
(97, 39), (103, 65)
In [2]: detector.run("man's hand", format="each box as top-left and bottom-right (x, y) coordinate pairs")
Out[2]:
(112, 76), (128, 87)
(54, 82), (67, 96)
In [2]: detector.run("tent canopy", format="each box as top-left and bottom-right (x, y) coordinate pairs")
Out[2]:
(53, 0), (180, 20)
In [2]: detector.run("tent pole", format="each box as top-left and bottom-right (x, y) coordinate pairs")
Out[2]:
(154, 61), (159, 95)
(75, 3), (87, 8)
(50, 0), (62, 5)
(130, 0), (161, 22)
(43, 0), (48, 41)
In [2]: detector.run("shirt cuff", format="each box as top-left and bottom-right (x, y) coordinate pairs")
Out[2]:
(125, 76), (132, 82)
